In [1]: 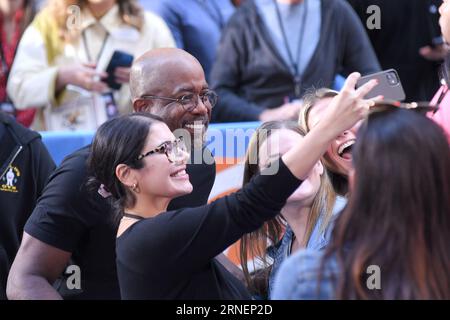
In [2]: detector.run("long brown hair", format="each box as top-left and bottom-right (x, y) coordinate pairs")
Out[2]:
(321, 108), (450, 299)
(299, 88), (349, 195)
(42, 0), (144, 42)
(240, 120), (337, 296)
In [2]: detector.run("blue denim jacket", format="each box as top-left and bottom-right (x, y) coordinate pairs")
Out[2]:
(270, 249), (340, 299)
(266, 196), (346, 296)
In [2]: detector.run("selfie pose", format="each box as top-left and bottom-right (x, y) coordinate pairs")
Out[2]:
(88, 73), (377, 299)
(273, 106), (450, 300)
(7, 0), (174, 131)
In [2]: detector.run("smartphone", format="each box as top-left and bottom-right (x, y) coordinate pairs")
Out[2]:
(356, 69), (406, 101)
(104, 50), (134, 90)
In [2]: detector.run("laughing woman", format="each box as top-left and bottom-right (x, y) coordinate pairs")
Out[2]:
(299, 88), (360, 196)
(273, 106), (450, 300)
(87, 73), (377, 299)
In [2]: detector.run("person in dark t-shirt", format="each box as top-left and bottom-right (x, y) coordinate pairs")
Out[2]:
(6, 49), (217, 300)
(347, 0), (446, 102)
(87, 73), (377, 299)
(0, 112), (55, 300)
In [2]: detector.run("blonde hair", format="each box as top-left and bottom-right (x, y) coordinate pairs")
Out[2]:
(239, 120), (338, 297)
(42, 0), (144, 42)
(298, 88), (350, 196)
(298, 87), (339, 132)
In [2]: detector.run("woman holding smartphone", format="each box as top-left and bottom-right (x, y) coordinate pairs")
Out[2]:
(87, 73), (377, 299)
(7, 0), (174, 131)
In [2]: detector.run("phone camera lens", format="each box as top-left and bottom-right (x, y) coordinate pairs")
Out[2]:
(386, 72), (398, 85)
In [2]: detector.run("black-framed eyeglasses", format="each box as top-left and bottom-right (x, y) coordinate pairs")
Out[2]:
(137, 137), (188, 163)
(138, 90), (218, 112)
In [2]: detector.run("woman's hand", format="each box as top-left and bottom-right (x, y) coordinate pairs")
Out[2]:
(114, 67), (131, 84)
(56, 63), (108, 93)
(281, 72), (379, 181)
(316, 72), (379, 140)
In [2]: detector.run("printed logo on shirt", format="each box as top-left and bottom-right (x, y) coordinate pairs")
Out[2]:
(0, 165), (20, 193)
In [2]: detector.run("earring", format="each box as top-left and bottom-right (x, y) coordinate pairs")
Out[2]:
(131, 183), (139, 193)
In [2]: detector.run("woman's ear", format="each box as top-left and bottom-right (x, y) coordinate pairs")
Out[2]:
(115, 164), (137, 189)
(133, 99), (152, 113)
(316, 160), (324, 176)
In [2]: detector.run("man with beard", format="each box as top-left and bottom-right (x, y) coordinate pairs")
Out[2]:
(7, 49), (223, 300)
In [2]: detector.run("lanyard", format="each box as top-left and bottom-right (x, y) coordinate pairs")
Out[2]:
(82, 28), (110, 64)
(197, 0), (225, 30)
(273, 0), (309, 98)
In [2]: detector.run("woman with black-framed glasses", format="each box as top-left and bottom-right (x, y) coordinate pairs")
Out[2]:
(87, 73), (377, 299)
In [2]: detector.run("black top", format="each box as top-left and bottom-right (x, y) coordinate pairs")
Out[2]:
(116, 158), (301, 300)
(0, 113), (55, 300)
(347, 0), (441, 102)
(24, 145), (216, 300)
(210, 0), (380, 122)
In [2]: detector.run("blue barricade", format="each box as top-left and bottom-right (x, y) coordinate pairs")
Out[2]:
(41, 122), (261, 165)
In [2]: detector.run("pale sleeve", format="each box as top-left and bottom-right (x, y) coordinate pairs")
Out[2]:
(7, 25), (59, 110)
(142, 11), (176, 49)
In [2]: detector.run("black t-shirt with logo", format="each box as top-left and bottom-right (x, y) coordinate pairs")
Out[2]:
(24, 145), (216, 300)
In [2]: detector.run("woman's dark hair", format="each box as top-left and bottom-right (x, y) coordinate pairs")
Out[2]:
(87, 112), (163, 217)
(321, 108), (450, 299)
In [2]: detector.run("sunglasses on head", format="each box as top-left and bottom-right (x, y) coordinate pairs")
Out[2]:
(368, 100), (439, 116)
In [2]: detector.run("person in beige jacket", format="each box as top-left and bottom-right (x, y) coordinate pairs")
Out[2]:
(7, 0), (175, 131)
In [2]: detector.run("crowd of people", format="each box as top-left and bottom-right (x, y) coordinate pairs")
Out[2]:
(0, 0), (450, 300)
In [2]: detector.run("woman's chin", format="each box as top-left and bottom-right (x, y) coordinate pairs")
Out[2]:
(173, 182), (193, 197)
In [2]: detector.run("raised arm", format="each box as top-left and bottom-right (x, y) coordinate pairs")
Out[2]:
(130, 73), (377, 284)
(282, 72), (377, 179)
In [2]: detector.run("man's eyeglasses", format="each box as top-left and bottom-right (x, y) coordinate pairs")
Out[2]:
(137, 137), (188, 163)
(139, 90), (218, 112)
